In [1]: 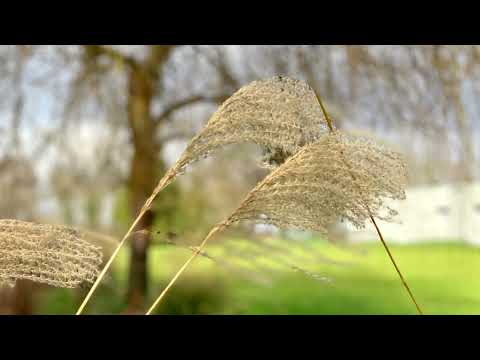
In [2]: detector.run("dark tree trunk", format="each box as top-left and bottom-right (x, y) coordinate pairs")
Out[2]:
(0, 281), (34, 315)
(83, 45), (176, 313)
(12, 281), (34, 314)
(125, 65), (158, 312)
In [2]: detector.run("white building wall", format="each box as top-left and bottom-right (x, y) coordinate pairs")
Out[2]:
(461, 183), (480, 245)
(345, 182), (480, 246)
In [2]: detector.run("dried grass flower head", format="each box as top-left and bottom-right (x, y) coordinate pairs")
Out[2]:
(172, 75), (328, 174)
(225, 132), (407, 236)
(0, 219), (103, 288)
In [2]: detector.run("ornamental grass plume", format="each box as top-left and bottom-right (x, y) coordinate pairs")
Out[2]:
(225, 133), (407, 234)
(172, 75), (329, 170)
(146, 132), (410, 314)
(145, 75), (330, 218)
(76, 75), (329, 314)
(0, 219), (103, 288)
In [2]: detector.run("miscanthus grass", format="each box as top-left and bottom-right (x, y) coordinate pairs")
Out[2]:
(0, 219), (102, 288)
(146, 132), (421, 315)
(76, 75), (329, 314)
(176, 75), (330, 170)
(78, 75), (422, 315)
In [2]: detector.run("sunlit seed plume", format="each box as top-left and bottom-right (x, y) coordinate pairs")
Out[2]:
(78, 76), (329, 314)
(172, 75), (328, 175)
(224, 132), (407, 236)
(145, 131), (408, 315)
(0, 219), (103, 288)
(142, 76), (329, 220)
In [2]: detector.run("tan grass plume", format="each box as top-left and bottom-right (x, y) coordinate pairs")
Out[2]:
(225, 133), (407, 234)
(76, 75), (329, 314)
(174, 75), (329, 170)
(0, 219), (103, 288)
(146, 132), (409, 314)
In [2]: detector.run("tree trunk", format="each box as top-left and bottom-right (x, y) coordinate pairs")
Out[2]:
(125, 65), (158, 312)
(0, 281), (34, 315)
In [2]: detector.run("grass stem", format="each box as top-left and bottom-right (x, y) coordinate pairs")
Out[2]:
(370, 215), (423, 314)
(315, 91), (423, 315)
(75, 170), (176, 315)
(145, 224), (225, 315)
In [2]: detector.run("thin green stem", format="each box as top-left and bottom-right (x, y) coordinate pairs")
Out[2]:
(315, 90), (423, 315)
(145, 223), (226, 315)
(370, 215), (423, 314)
(76, 170), (176, 315)
(315, 93), (334, 132)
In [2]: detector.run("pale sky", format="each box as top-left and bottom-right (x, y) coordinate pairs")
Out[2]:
(1, 45), (479, 219)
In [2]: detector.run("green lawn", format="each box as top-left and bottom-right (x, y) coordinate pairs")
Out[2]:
(36, 238), (480, 315)
(218, 240), (480, 314)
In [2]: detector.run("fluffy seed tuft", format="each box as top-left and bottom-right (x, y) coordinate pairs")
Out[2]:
(0, 219), (103, 288)
(225, 132), (407, 236)
(173, 75), (328, 174)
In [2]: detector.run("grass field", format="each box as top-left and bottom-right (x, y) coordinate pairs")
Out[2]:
(37, 238), (480, 315)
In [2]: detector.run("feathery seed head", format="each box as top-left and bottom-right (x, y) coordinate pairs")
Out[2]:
(0, 219), (103, 288)
(225, 132), (407, 236)
(173, 76), (328, 173)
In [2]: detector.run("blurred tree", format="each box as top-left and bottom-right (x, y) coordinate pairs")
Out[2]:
(62, 45), (232, 311)
(2, 45), (480, 314)
(0, 45), (37, 315)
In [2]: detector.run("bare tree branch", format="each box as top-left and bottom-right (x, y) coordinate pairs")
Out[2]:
(84, 45), (138, 69)
(157, 128), (198, 143)
(153, 94), (228, 125)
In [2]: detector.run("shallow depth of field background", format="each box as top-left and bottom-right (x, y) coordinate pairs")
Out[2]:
(0, 45), (479, 314)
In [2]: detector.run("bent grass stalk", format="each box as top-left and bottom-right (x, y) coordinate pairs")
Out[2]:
(370, 215), (423, 314)
(316, 94), (423, 314)
(146, 94), (423, 315)
(146, 223), (227, 315)
(145, 150), (300, 315)
(76, 170), (176, 315)
(76, 76), (328, 314)
(77, 76), (422, 315)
